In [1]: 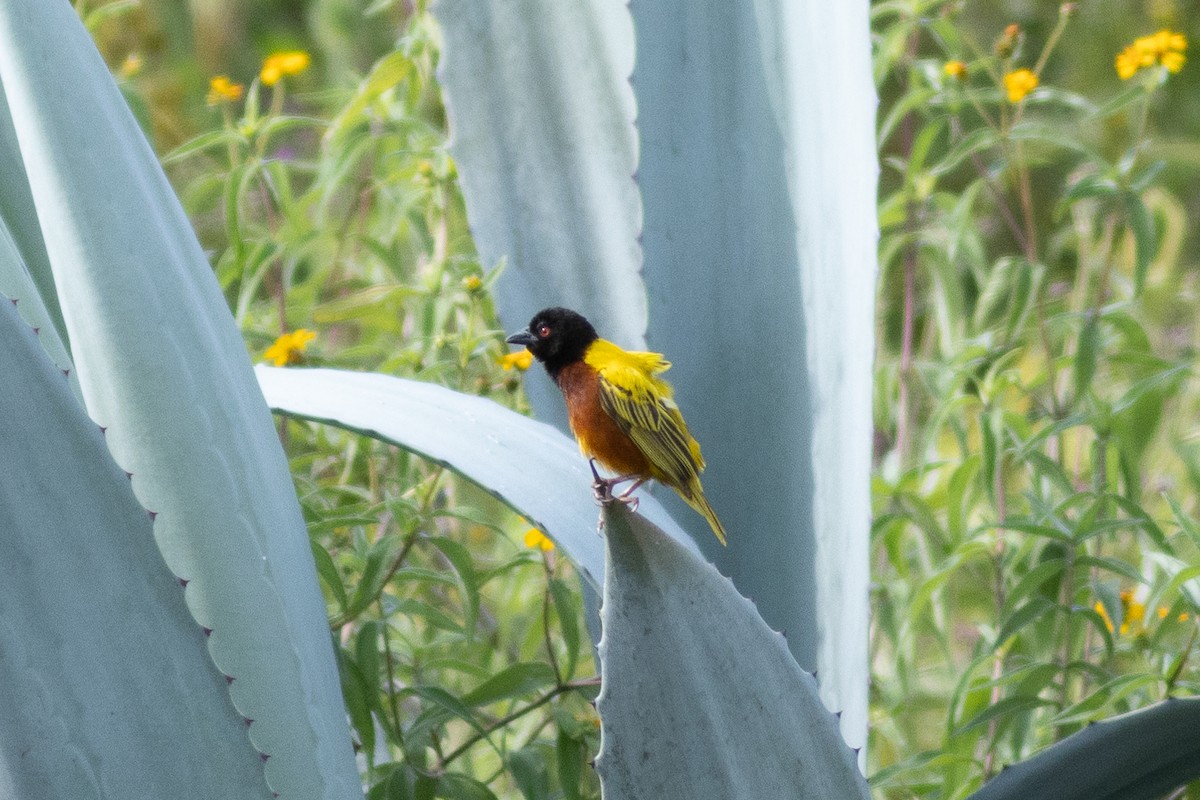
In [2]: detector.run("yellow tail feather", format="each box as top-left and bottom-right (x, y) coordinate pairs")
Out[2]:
(682, 485), (727, 546)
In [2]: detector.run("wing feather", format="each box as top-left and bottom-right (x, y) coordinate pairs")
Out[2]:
(596, 370), (704, 488)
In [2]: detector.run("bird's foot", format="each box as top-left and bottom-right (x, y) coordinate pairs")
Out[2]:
(590, 464), (643, 509)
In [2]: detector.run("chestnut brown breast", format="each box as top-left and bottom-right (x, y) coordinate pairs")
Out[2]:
(555, 361), (652, 478)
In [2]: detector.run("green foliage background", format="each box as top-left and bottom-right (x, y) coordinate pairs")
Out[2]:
(81, 0), (1200, 797)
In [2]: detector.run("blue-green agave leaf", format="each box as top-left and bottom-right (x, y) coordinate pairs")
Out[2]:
(433, 0), (646, 424)
(633, 0), (877, 750)
(254, 365), (700, 589)
(0, 215), (79, 402)
(595, 503), (868, 799)
(967, 698), (1200, 800)
(0, 4), (359, 797)
(0, 87), (64, 347)
(0, 298), (272, 800)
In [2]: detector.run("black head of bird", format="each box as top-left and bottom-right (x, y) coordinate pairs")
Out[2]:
(505, 307), (599, 377)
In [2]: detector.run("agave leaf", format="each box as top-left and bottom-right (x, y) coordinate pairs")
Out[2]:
(0, 5), (359, 796)
(0, 218), (79, 402)
(254, 365), (701, 588)
(433, 0), (646, 425)
(595, 503), (869, 799)
(0, 88), (65, 348)
(633, 0), (876, 749)
(0, 299), (271, 799)
(967, 698), (1200, 800)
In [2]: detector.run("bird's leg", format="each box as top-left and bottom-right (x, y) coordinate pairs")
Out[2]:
(589, 459), (640, 505)
(616, 478), (646, 513)
(589, 459), (610, 503)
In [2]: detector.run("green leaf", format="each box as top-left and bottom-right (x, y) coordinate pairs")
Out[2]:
(327, 51), (412, 143)
(369, 766), (414, 800)
(161, 129), (238, 164)
(556, 731), (585, 800)
(1124, 192), (1156, 295)
(955, 696), (1055, 734)
(428, 536), (481, 637)
(508, 747), (552, 800)
(549, 577), (582, 679)
(0, 5), (361, 794)
(462, 662), (557, 707)
(595, 505), (868, 799)
(312, 541), (347, 609)
(932, 127), (1000, 175)
(1073, 314), (1100, 402)
(437, 773), (500, 800)
(995, 597), (1058, 647)
(255, 365), (701, 589)
(1051, 674), (1160, 726)
(338, 648), (377, 763)
(408, 686), (488, 738)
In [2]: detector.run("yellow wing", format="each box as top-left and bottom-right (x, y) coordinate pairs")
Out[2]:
(584, 340), (727, 544)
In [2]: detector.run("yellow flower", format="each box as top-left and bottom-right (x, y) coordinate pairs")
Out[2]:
(261, 51), (311, 87)
(1180, 612), (1191, 623)
(1159, 606), (1170, 619)
(1116, 29), (1187, 80)
(119, 53), (143, 79)
(523, 528), (555, 551)
(499, 349), (533, 371)
(1094, 600), (1115, 634)
(263, 329), (316, 366)
(463, 275), (483, 292)
(206, 75), (245, 106)
(943, 60), (967, 80)
(1003, 69), (1039, 103)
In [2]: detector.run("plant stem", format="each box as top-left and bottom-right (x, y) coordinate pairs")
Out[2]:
(983, 437), (1009, 778)
(896, 25), (921, 463)
(437, 677), (600, 769)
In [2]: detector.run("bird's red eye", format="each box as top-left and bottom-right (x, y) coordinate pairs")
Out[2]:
(537, 325), (551, 338)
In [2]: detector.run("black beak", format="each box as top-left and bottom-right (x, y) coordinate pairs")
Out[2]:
(506, 329), (537, 348)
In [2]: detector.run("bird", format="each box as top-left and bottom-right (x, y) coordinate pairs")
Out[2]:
(505, 307), (727, 545)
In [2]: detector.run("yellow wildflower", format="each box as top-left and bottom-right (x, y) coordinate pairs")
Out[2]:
(1003, 69), (1039, 103)
(499, 349), (533, 371)
(463, 275), (483, 292)
(119, 53), (143, 79)
(261, 51), (311, 87)
(1159, 606), (1170, 619)
(523, 528), (555, 551)
(263, 329), (316, 366)
(1116, 29), (1187, 80)
(1181, 612), (1191, 622)
(206, 75), (245, 106)
(1094, 600), (1115, 634)
(943, 60), (967, 80)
